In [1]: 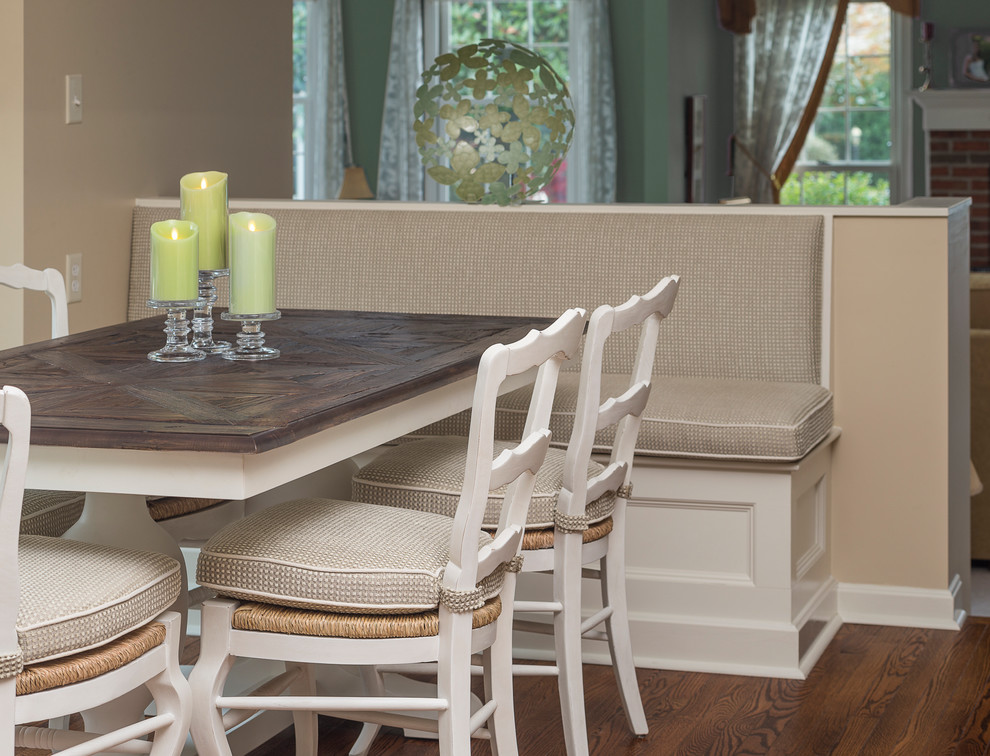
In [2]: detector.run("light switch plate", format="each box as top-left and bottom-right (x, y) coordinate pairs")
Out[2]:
(65, 74), (82, 125)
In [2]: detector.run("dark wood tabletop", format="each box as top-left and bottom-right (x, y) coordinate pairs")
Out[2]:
(0, 309), (549, 455)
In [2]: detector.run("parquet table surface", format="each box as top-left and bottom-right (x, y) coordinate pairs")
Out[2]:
(0, 308), (548, 455)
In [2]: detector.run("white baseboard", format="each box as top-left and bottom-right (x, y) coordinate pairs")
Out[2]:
(837, 577), (963, 630)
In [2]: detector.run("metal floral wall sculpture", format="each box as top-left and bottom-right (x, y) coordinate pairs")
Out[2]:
(415, 38), (575, 206)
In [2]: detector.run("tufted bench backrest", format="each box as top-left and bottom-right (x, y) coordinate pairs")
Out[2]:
(128, 201), (824, 385)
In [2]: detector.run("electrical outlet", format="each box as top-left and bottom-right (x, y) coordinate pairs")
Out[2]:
(66, 253), (82, 303)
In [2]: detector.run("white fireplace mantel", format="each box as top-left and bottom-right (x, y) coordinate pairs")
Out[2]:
(913, 90), (990, 131)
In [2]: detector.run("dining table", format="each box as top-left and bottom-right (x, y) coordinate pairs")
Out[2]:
(0, 306), (551, 754)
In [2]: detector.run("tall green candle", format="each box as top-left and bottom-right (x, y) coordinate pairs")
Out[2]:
(179, 171), (228, 271)
(150, 220), (199, 302)
(228, 212), (277, 315)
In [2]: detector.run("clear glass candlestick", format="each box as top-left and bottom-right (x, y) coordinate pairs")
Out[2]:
(220, 311), (281, 361)
(146, 299), (206, 363)
(192, 269), (232, 353)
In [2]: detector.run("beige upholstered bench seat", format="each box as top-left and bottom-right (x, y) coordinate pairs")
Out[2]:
(197, 498), (505, 615)
(17, 535), (180, 665)
(353, 437), (615, 529)
(415, 373), (833, 463)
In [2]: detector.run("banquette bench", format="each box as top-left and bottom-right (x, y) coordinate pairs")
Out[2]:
(127, 199), (841, 678)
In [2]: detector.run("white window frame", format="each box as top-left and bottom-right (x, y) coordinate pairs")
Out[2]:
(422, 0), (584, 203)
(788, 2), (910, 206)
(293, 0), (325, 200)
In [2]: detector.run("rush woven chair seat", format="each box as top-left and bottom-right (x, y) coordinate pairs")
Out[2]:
(351, 277), (680, 756)
(189, 308), (586, 756)
(0, 385), (191, 756)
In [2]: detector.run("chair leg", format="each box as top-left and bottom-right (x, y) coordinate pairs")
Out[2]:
(600, 523), (647, 735)
(147, 612), (193, 756)
(437, 609), (473, 756)
(189, 600), (239, 756)
(554, 530), (590, 756)
(348, 666), (386, 756)
(484, 573), (519, 756)
(290, 663), (318, 756)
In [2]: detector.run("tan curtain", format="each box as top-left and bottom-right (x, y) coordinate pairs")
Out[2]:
(771, 0), (848, 201)
(732, 0), (844, 203)
(720, 0), (916, 36)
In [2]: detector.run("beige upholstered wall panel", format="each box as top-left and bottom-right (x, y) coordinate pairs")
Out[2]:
(129, 204), (824, 384)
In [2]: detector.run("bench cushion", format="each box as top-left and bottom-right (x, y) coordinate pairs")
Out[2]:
(197, 498), (504, 614)
(415, 373), (834, 462)
(352, 438), (614, 529)
(18, 536), (181, 664)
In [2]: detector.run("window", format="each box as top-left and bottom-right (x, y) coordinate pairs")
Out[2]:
(292, 0), (322, 200)
(781, 2), (904, 206)
(425, 0), (571, 203)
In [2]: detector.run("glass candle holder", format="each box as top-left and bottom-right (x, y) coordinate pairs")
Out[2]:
(220, 310), (281, 361)
(191, 269), (232, 353)
(146, 298), (206, 363)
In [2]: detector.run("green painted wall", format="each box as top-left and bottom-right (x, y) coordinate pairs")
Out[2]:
(342, 0), (393, 195)
(342, 1), (735, 203)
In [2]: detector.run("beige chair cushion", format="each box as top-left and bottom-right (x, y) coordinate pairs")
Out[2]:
(415, 373), (834, 462)
(352, 438), (614, 529)
(197, 498), (504, 615)
(19, 490), (84, 537)
(18, 535), (181, 664)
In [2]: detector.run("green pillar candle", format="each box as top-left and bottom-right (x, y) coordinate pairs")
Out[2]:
(179, 171), (228, 271)
(228, 212), (277, 315)
(150, 220), (199, 302)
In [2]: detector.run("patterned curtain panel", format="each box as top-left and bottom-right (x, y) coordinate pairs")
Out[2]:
(732, 0), (841, 203)
(312, 0), (348, 200)
(377, 0), (425, 201)
(569, 0), (617, 204)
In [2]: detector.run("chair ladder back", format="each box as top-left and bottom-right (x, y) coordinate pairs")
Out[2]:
(609, 276), (679, 472)
(0, 387), (32, 668)
(446, 308), (585, 593)
(0, 264), (70, 339)
(561, 276), (680, 515)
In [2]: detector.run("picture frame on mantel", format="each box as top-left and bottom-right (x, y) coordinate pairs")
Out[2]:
(949, 29), (990, 88)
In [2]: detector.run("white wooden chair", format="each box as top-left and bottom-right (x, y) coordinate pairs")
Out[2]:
(189, 308), (586, 756)
(0, 384), (191, 755)
(350, 277), (680, 755)
(0, 264), (87, 537)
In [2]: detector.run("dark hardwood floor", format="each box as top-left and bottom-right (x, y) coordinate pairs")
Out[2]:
(241, 618), (990, 756)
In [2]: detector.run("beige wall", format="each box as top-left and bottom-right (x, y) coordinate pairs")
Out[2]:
(17, 0), (293, 344)
(831, 208), (969, 603)
(0, 2), (26, 346)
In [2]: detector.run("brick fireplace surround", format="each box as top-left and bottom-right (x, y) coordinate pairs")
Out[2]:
(930, 129), (990, 268)
(914, 90), (990, 270)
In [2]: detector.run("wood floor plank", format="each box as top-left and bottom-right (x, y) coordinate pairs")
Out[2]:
(26, 618), (990, 755)
(886, 621), (990, 755)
